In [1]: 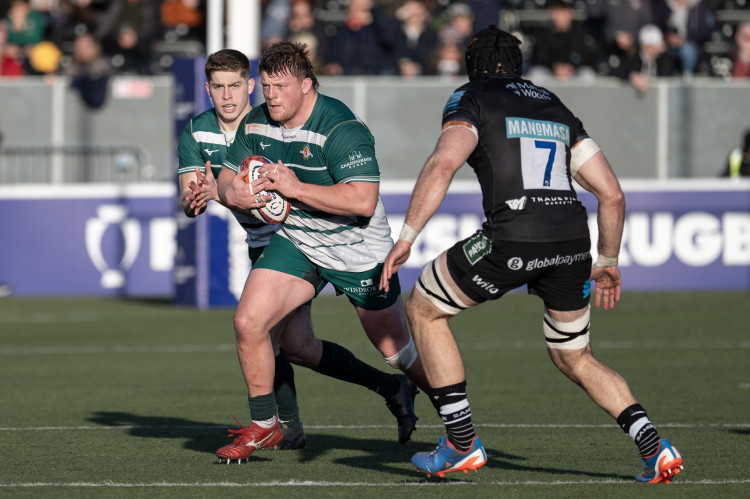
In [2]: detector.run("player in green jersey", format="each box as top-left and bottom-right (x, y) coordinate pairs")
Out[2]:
(178, 49), (418, 460)
(216, 41), (431, 463)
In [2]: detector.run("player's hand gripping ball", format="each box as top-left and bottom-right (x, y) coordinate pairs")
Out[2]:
(239, 155), (290, 224)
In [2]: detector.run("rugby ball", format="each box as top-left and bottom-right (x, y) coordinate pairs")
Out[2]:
(239, 155), (290, 224)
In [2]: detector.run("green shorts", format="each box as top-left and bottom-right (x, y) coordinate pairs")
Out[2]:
(251, 232), (402, 311)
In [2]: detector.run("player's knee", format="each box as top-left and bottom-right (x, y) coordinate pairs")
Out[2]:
(543, 306), (590, 351)
(384, 336), (418, 370)
(233, 310), (259, 341)
(280, 331), (318, 367)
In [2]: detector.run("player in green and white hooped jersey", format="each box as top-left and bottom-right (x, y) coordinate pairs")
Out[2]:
(178, 49), (304, 449)
(180, 50), (419, 456)
(217, 42), (431, 450)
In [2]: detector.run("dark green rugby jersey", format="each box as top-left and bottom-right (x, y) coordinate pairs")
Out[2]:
(177, 107), (278, 248)
(224, 94), (394, 272)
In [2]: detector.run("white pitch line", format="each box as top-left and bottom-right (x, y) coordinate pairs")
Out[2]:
(1, 479), (749, 488)
(0, 344), (237, 355)
(2, 341), (749, 355)
(1, 423), (748, 432)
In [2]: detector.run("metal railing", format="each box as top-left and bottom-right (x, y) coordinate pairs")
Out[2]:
(0, 145), (156, 184)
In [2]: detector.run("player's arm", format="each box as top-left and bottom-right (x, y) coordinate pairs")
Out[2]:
(403, 125), (477, 234)
(216, 164), (271, 213)
(572, 140), (626, 309)
(179, 161), (221, 217)
(179, 169), (202, 217)
(380, 125), (476, 291)
(261, 159), (379, 217)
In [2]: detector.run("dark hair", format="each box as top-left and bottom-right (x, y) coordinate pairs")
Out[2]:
(205, 49), (251, 81)
(465, 24), (523, 80)
(258, 41), (319, 91)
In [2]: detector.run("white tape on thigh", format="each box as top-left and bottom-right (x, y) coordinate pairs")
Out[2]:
(384, 336), (418, 370)
(414, 259), (470, 316)
(543, 306), (591, 350)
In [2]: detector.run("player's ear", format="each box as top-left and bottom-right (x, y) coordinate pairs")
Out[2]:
(247, 78), (255, 95)
(301, 77), (313, 95)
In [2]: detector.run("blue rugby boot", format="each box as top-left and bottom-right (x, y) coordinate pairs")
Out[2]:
(411, 436), (487, 478)
(635, 439), (683, 484)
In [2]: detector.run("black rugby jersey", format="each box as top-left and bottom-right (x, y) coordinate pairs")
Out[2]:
(443, 75), (591, 243)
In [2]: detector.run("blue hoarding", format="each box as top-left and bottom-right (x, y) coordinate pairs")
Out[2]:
(0, 180), (748, 303)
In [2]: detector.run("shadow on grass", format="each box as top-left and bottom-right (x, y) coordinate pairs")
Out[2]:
(87, 411), (236, 457)
(395, 440), (631, 482)
(87, 411), (631, 479)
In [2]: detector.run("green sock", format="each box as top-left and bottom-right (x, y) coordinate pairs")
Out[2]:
(248, 391), (277, 424)
(274, 349), (302, 430)
(314, 340), (400, 398)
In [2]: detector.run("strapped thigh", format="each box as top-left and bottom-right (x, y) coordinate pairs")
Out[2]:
(414, 259), (471, 316)
(543, 306), (591, 350)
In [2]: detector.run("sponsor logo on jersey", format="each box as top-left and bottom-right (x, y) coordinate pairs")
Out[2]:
(506, 81), (552, 101)
(204, 149), (219, 156)
(506, 196), (527, 210)
(507, 257), (524, 270)
(471, 274), (499, 294)
(462, 232), (491, 265)
(341, 279), (383, 296)
(341, 150), (372, 169)
(506, 117), (570, 145)
(524, 251), (590, 271)
(301, 144), (313, 160)
(529, 195), (578, 206)
(260, 142), (271, 150)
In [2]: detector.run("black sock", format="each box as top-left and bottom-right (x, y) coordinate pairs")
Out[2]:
(274, 349), (302, 430)
(314, 340), (400, 397)
(617, 403), (661, 457)
(431, 381), (475, 452)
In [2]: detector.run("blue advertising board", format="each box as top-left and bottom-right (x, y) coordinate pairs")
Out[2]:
(0, 180), (748, 303)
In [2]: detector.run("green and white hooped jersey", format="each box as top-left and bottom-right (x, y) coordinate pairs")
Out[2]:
(224, 94), (394, 272)
(177, 108), (279, 248)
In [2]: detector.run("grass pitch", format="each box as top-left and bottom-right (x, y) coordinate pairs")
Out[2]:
(1, 291), (748, 498)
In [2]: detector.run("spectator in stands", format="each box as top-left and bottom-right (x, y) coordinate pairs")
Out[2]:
(721, 128), (750, 178)
(527, 0), (599, 81)
(161, 0), (205, 43)
(288, 29), (323, 68)
(94, 0), (160, 75)
(286, 0), (328, 66)
(394, 0), (437, 77)
(428, 37), (466, 77)
(0, 14), (24, 76)
(46, 1), (98, 50)
(324, 0), (400, 75)
(437, 2), (474, 50)
(588, 0), (653, 66)
(67, 31), (111, 108)
(3, 0), (46, 72)
(610, 24), (678, 96)
(731, 21), (750, 78)
(261, 0), (291, 48)
(466, 0), (502, 34)
(653, 0), (714, 76)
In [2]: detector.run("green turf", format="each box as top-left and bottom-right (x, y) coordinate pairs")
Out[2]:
(1, 292), (748, 498)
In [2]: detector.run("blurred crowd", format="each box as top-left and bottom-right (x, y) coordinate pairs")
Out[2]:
(1, 0), (749, 88)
